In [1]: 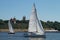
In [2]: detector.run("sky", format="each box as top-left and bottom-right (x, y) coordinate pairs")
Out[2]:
(0, 0), (60, 22)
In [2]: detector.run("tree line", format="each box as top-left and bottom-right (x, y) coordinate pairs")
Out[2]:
(0, 19), (60, 31)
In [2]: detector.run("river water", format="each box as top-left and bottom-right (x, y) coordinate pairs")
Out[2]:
(0, 32), (60, 40)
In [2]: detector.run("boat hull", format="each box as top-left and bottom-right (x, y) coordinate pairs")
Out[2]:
(8, 32), (15, 34)
(24, 32), (45, 38)
(24, 35), (45, 38)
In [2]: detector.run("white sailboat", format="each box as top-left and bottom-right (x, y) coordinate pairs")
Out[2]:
(24, 3), (45, 37)
(8, 20), (15, 34)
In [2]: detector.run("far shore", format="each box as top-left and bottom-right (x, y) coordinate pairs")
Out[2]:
(0, 29), (59, 32)
(0, 29), (28, 32)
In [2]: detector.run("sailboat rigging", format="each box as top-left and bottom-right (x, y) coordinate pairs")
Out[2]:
(24, 3), (45, 37)
(8, 20), (15, 34)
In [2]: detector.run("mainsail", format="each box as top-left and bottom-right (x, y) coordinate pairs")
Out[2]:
(28, 4), (44, 35)
(8, 20), (14, 33)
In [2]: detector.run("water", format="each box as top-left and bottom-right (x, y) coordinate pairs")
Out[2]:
(0, 32), (60, 40)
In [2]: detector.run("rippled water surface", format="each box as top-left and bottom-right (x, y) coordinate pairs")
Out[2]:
(0, 32), (60, 40)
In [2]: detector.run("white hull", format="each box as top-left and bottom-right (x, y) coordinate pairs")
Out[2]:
(24, 32), (45, 38)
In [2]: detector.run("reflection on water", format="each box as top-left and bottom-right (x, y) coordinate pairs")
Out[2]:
(29, 37), (45, 40)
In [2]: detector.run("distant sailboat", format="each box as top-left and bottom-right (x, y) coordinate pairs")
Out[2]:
(8, 20), (15, 34)
(24, 3), (45, 37)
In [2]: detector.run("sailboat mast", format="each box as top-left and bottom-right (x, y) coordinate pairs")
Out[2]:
(8, 20), (14, 33)
(33, 3), (39, 33)
(28, 3), (44, 35)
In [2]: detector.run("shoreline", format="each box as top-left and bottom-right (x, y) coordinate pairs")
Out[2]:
(0, 29), (60, 32)
(0, 29), (28, 32)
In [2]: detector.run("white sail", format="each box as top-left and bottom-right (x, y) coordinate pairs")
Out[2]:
(28, 4), (44, 35)
(8, 20), (14, 33)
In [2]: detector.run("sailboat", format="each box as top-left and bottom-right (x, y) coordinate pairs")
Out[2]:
(8, 20), (15, 34)
(24, 4), (45, 37)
